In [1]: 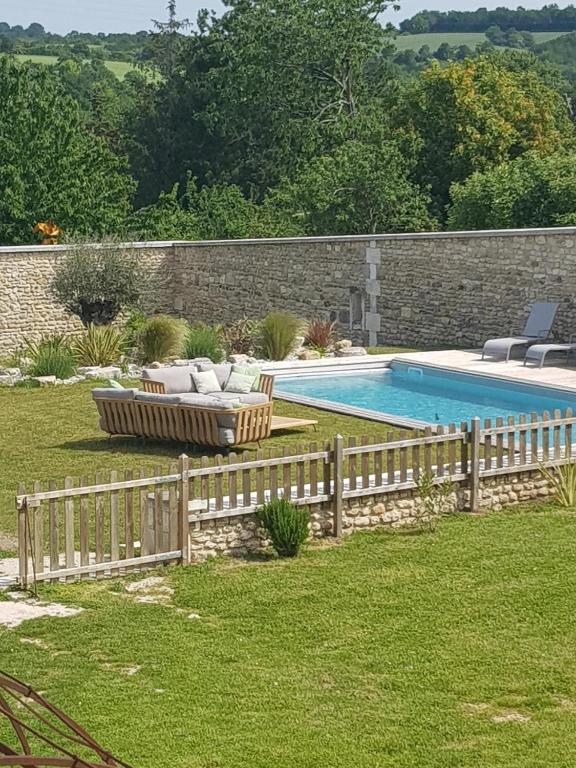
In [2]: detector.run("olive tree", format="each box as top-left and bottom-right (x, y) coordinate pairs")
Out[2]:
(51, 242), (146, 326)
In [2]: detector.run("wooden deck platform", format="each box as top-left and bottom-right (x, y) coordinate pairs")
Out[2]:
(270, 415), (318, 433)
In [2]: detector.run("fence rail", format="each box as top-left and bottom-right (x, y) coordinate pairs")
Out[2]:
(16, 409), (576, 587)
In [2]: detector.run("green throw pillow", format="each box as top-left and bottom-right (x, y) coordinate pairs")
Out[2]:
(232, 364), (261, 392)
(108, 379), (124, 389)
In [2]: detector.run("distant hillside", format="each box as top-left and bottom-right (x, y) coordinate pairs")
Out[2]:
(400, 6), (576, 34)
(394, 31), (567, 53)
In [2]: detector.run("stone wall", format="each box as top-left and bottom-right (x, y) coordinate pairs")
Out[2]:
(186, 469), (554, 562)
(0, 243), (175, 355)
(3, 226), (576, 355)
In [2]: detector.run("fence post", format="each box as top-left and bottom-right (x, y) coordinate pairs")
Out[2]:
(17, 486), (28, 590)
(469, 418), (481, 513)
(333, 434), (344, 538)
(178, 454), (190, 566)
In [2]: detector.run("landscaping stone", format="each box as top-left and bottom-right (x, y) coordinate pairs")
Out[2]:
(335, 339), (353, 350)
(0, 598), (82, 629)
(335, 347), (367, 357)
(228, 354), (251, 365)
(80, 365), (122, 379)
(33, 375), (57, 386)
(297, 349), (321, 360)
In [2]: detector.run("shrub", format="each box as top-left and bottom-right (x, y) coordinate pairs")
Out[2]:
(415, 471), (454, 532)
(257, 498), (310, 557)
(26, 335), (77, 379)
(223, 318), (260, 356)
(123, 310), (148, 349)
(136, 315), (186, 363)
(258, 312), (304, 361)
(51, 241), (146, 326)
(72, 324), (126, 366)
(304, 319), (337, 352)
(183, 323), (225, 362)
(539, 463), (576, 507)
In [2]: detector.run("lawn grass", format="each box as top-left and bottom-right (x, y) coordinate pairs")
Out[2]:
(393, 31), (567, 51)
(1, 506), (576, 766)
(0, 381), (408, 539)
(13, 54), (142, 80)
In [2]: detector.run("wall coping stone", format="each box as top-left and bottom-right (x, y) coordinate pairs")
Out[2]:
(2, 225), (576, 255)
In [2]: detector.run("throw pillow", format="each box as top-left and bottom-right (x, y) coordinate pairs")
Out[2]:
(231, 364), (262, 391)
(224, 371), (256, 394)
(108, 379), (124, 389)
(191, 369), (221, 394)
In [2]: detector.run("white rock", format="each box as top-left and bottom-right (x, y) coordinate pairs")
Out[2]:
(335, 347), (368, 357)
(33, 375), (57, 386)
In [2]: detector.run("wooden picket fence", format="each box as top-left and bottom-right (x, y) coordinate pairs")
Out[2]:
(15, 409), (576, 587)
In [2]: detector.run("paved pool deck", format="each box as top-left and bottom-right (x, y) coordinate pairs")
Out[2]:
(394, 349), (576, 392)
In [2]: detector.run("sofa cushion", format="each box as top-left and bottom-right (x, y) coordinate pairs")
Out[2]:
(92, 388), (138, 400)
(178, 393), (235, 410)
(224, 370), (256, 394)
(134, 392), (183, 405)
(198, 362), (233, 388)
(192, 369), (221, 394)
(232, 364), (262, 391)
(213, 391), (269, 406)
(142, 365), (198, 394)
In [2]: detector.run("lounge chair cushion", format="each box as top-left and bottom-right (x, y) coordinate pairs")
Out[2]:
(214, 391), (269, 405)
(192, 369), (222, 394)
(134, 392), (183, 405)
(198, 362), (233, 388)
(92, 388), (138, 400)
(142, 365), (198, 394)
(224, 371), (256, 394)
(232, 364), (262, 391)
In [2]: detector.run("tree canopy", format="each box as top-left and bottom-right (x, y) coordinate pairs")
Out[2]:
(0, 57), (135, 245)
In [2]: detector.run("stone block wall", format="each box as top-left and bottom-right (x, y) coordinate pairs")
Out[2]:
(185, 469), (554, 562)
(3, 227), (576, 355)
(0, 243), (175, 355)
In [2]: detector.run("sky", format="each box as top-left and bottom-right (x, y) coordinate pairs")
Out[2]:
(0, 1), (575, 35)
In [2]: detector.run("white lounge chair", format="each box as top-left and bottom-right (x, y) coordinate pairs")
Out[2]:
(482, 302), (559, 362)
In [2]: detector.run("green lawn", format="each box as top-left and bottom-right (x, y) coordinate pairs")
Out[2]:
(2, 507), (576, 766)
(394, 31), (567, 51)
(0, 380), (409, 539)
(14, 54), (141, 80)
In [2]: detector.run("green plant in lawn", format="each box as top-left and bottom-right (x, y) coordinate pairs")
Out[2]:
(72, 324), (126, 366)
(539, 462), (576, 507)
(25, 335), (77, 379)
(136, 315), (186, 363)
(258, 312), (305, 361)
(183, 323), (225, 362)
(223, 317), (260, 356)
(304, 318), (337, 353)
(415, 471), (454, 532)
(257, 498), (310, 557)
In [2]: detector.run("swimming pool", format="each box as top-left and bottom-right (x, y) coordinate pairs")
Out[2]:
(275, 362), (576, 428)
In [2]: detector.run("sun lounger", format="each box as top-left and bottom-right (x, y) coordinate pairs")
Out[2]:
(482, 302), (559, 362)
(524, 339), (576, 368)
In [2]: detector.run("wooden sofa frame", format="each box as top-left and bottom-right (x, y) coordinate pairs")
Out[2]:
(141, 372), (275, 399)
(95, 396), (274, 447)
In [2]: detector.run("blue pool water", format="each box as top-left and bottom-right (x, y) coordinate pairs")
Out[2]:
(275, 363), (576, 427)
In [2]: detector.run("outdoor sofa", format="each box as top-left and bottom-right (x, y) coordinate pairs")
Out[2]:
(92, 362), (275, 448)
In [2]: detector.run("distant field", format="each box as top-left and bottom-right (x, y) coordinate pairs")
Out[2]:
(14, 54), (139, 80)
(393, 30), (569, 52)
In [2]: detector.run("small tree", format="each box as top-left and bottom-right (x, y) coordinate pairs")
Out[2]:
(51, 242), (146, 326)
